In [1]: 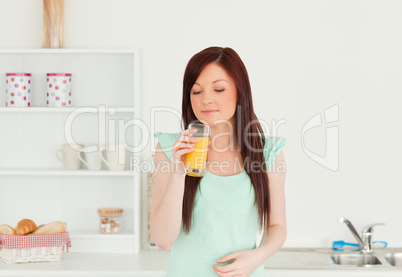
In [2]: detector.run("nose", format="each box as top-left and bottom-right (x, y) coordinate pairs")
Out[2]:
(201, 90), (214, 104)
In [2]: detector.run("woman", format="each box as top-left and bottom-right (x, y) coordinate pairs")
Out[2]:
(151, 46), (287, 277)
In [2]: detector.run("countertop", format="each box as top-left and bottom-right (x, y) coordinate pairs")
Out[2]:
(0, 248), (401, 277)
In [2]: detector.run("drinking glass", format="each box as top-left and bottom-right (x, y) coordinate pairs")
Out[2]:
(185, 122), (210, 177)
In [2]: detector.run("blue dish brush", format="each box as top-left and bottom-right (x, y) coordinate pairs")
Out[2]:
(332, 240), (387, 251)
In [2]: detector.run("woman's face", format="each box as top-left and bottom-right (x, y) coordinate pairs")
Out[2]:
(190, 63), (237, 128)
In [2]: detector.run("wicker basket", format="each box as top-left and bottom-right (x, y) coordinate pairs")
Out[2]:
(0, 232), (71, 264)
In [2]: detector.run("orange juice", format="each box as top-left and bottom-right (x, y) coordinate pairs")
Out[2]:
(185, 137), (209, 177)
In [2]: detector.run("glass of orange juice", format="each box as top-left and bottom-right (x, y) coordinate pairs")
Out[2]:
(185, 122), (210, 177)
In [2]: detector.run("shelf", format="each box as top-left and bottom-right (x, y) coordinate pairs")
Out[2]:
(0, 168), (134, 176)
(0, 48), (138, 54)
(69, 229), (135, 240)
(0, 107), (134, 113)
(68, 229), (137, 253)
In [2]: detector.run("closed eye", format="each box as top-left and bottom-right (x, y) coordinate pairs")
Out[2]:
(192, 89), (225, 95)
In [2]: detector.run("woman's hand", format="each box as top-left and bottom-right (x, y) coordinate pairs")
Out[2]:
(171, 128), (199, 175)
(212, 249), (261, 277)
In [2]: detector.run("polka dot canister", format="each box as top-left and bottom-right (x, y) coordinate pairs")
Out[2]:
(5, 73), (32, 107)
(47, 73), (72, 107)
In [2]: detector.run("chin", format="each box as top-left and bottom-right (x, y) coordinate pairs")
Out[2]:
(195, 114), (230, 127)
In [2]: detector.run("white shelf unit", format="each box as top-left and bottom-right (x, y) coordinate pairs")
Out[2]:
(0, 107), (135, 113)
(0, 48), (142, 253)
(0, 168), (134, 176)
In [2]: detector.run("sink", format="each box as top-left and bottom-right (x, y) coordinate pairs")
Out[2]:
(331, 254), (381, 267)
(385, 253), (402, 266)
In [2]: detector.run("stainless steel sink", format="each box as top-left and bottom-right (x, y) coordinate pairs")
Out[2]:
(385, 252), (402, 266)
(331, 254), (381, 267)
(264, 248), (402, 269)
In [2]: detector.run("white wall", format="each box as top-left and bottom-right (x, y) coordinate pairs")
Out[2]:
(0, 0), (401, 248)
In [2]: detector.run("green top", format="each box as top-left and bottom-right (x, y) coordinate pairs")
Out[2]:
(154, 132), (286, 277)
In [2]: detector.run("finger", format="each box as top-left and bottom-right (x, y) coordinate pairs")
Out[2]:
(182, 137), (200, 144)
(176, 142), (195, 149)
(213, 263), (237, 273)
(217, 252), (238, 263)
(173, 148), (193, 158)
(212, 265), (237, 276)
(212, 267), (226, 277)
(179, 135), (199, 143)
(173, 137), (197, 150)
(181, 128), (198, 137)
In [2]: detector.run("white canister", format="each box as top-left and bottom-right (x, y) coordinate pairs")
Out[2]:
(5, 73), (32, 107)
(46, 73), (72, 107)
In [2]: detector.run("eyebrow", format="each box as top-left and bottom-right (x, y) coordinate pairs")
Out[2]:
(194, 79), (228, 86)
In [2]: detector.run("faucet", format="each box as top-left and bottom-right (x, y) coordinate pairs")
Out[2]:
(338, 217), (385, 254)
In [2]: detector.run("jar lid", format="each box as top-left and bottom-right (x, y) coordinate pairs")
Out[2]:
(97, 207), (123, 214)
(6, 73), (31, 76)
(47, 73), (72, 76)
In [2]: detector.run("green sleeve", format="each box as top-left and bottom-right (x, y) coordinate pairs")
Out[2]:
(154, 132), (181, 162)
(263, 137), (287, 169)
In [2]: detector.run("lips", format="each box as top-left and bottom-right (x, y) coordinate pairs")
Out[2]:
(202, 110), (218, 115)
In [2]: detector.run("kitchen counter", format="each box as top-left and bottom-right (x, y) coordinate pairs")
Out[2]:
(0, 248), (401, 277)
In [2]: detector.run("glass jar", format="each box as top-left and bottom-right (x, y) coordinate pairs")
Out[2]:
(97, 207), (123, 234)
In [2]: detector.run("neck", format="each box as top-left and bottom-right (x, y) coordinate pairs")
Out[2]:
(209, 119), (238, 152)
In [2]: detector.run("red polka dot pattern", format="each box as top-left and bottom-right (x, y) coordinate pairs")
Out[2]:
(46, 74), (72, 107)
(5, 74), (31, 107)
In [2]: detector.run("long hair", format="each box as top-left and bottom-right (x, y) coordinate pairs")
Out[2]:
(181, 47), (270, 234)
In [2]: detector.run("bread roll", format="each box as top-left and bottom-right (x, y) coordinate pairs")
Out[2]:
(16, 219), (37, 235)
(0, 224), (16, 235)
(32, 221), (66, 235)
